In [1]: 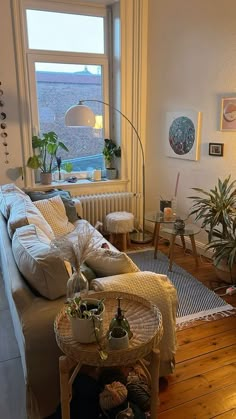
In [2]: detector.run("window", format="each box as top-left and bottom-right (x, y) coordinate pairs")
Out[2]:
(24, 2), (109, 176)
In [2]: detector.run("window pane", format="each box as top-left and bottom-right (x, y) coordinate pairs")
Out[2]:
(26, 10), (104, 54)
(35, 62), (105, 172)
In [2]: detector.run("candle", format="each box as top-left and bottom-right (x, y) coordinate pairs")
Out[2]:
(164, 207), (173, 220)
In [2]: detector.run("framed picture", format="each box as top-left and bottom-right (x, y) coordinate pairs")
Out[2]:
(220, 97), (236, 131)
(166, 110), (202, 161)
(209, 142), (224, 156)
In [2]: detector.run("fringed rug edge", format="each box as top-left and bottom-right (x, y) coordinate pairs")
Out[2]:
(176, 304), (235, 329)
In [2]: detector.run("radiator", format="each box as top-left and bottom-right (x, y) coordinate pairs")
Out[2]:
(78, 192), (134, 226)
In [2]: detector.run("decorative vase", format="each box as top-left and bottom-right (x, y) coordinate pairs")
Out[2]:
(40, 172), (52, 185)
(70, 298), (104, 343)
(67, 268), (89, 299)
(174, 217), (185, 231)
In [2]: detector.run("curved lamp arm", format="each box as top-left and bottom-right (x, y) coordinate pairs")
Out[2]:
(65, 99), (151, 243)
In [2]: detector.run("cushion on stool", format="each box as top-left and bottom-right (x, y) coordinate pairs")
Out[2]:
(106, 211), (134, 234)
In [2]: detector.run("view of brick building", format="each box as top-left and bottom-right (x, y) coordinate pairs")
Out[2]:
(36, 69), (104, 170)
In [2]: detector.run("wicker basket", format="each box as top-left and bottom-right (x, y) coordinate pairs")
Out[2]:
(54, 291), (163, 366)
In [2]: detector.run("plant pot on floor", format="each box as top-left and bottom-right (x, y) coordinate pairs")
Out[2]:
(213, 258), (236, 284)
(106, 168), (117, 180)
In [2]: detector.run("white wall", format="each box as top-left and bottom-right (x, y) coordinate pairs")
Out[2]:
(0, 0), (24, 187)
(146, 0), (236, 248)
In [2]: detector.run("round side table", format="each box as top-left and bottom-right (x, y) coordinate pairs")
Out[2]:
(54, 291), (163, 419)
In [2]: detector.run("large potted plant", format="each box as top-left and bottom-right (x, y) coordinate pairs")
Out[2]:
(189, 175), (236, 283)
(102, 138), (121, 180)
(27, 131), (69, 184)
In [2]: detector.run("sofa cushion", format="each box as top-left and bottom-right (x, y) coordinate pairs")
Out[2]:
(34, 195), (75, 237)
(0, 183), (28, 219)
(85, 248), (140, 277)
(26, 189), (79, 223)
(7, 196), (54, 240)
(12, 224), (69, 300)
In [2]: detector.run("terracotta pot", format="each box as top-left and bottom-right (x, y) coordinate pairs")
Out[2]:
(40, 172), (52, 185)
(213, 258), (236, 284)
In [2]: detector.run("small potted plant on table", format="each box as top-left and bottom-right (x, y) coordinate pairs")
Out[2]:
(66, 296), (105, 344)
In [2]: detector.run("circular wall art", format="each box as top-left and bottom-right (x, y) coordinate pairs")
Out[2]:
(166, 111), (202, 161)
(169, 116), (195, 155)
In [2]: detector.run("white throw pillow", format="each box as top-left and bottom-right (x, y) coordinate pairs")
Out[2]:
(34, 195), (75, 236)
(86, 248), (140, 277)
(12, 224), (69, 300)
(7, 196), (54, 240)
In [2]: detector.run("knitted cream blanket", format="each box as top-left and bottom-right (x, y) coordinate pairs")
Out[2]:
(91, 271), (178, 372)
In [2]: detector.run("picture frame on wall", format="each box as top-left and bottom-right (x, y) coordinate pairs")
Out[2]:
(209, 142), (224, 157)
(220, 97), (236, 131)
(166, 110), (202, 161)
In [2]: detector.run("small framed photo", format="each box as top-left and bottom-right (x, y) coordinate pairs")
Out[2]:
(209, 142), (224, 157)
(220, 97), (236, 131)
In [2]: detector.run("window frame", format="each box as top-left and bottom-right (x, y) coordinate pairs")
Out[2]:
(22, 0), (110, 180)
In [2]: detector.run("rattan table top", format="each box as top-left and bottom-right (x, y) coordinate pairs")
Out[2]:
(54, 291), (163, 366)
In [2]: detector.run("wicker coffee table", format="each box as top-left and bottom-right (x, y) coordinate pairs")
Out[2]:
(54, 290), (163, 419)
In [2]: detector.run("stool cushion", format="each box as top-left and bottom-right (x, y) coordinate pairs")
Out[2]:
(106, 211), (134, 234)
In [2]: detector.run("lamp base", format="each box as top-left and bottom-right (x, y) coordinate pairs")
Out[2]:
(130, 230), (153, 244)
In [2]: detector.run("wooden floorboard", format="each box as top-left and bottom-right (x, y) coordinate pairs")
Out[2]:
(129, 239), (236, 418)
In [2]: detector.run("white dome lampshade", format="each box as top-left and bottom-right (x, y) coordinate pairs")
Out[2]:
(65, 104), (96, 127)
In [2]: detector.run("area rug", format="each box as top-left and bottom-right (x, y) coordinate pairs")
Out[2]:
(128, 249), (234, 325)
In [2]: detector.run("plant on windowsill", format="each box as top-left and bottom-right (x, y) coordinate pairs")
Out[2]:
(26, 131), (69, 185)
(102, 138), (121, 180)
(188, 175), (236, 283)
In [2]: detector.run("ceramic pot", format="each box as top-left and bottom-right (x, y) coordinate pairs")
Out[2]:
(106, 168), (117, 180)
(70, 298), (104, 343)
(214, 258), (236, 284)
(108, 327), (129, 350)
(40, 172), (52, 185)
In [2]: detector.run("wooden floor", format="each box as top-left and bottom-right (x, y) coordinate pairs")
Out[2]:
(129, 239), (236, 419)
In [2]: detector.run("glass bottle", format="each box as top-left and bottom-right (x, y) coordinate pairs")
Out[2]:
(108, 297), (133, 339)
(66, 267), (88, 299)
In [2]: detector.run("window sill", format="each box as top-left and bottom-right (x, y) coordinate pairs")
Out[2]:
(26, 178), (129, 193)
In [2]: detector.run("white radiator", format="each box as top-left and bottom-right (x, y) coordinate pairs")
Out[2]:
(78, 192), (133, 226)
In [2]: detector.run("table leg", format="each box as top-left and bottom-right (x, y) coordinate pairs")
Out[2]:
(154, 223), (161, 259)
(152, 222), (158, 246)
(180, 234), (186, 250)
(169, 234), (177, 271)
(149, 348), (161, 419)
(59, 356), (79, 419)
(189, 234), (199, 267)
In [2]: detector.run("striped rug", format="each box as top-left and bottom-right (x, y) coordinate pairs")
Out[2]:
(129, 249), (234, 325)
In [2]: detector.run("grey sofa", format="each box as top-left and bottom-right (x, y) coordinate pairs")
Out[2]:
(0, 184), (177, 418)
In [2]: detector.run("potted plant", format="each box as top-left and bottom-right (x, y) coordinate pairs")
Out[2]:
(189, 175), (236, 283)
(66, 295), (106, 346)
(102, 138), (121, 180)
(27, 131), (69, 184)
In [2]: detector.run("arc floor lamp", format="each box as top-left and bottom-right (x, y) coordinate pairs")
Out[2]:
(65, 99), (152, 243)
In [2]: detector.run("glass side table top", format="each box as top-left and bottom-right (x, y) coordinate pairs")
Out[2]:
(161, 223), (201, 236)
(145, 211), (187, 224)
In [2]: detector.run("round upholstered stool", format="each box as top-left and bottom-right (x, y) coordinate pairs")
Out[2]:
(105, 211), (134, 251)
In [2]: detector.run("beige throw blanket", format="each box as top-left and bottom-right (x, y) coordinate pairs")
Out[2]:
(91, 271), (178, 376)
